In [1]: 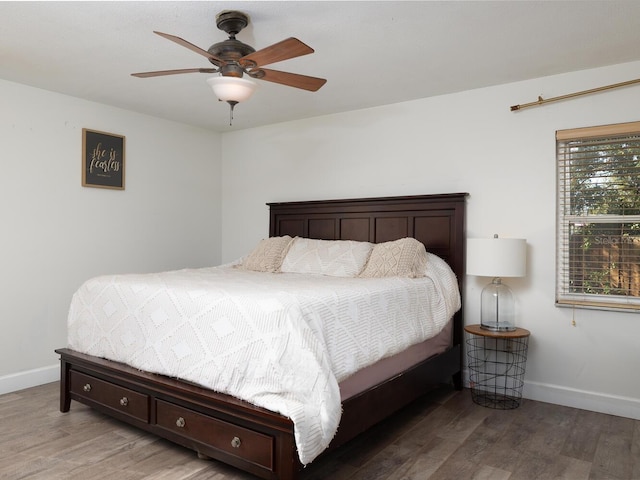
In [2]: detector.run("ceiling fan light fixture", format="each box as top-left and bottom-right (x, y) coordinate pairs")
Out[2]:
(206, 76), (257, 103)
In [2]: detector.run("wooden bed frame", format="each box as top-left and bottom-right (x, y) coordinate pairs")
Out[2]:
(56, 192), (467, 480)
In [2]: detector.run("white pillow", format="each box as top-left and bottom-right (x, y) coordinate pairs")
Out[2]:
(239, 236), (294, 273)
(281, 237), (374, 277)
(359, 237), (428, 278)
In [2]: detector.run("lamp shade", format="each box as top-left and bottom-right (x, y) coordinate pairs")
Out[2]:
(467, 236), (526, 278)
(206, 76), (257, 103)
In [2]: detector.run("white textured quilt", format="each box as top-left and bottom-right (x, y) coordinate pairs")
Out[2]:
(67, 253), (460, 465)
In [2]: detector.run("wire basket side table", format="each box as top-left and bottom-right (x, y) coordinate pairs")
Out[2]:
(464, 324), (531, 410)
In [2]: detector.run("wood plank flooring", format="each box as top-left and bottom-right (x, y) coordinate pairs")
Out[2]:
(1, 382), (638, 479)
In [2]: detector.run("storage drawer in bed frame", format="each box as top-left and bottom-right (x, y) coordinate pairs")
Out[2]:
(69, 370), (150, 423)
(156, 398), (275, 470)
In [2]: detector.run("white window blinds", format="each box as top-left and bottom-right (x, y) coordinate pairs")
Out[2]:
(556, 121), (640, 311)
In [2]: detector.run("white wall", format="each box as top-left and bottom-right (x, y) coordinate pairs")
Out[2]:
(221, 60), (640, 419)
(0, 79), (222, 392)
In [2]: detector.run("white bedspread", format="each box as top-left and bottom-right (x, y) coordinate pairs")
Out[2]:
(67, 253), (460, 465)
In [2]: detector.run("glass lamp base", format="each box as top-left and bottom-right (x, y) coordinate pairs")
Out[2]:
(480, 278), (517, 332)
(480, 321), (516, 332)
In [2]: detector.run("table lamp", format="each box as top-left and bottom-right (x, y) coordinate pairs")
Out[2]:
(467, 235), (526, 331)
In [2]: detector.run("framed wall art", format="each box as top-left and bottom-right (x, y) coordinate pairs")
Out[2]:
(82, 128), (125, 189)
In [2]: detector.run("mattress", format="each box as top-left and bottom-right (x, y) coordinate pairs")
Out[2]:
(67, 252), (460, 464)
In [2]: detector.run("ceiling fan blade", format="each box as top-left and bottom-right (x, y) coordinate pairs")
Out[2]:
(153, 31), (226, 66)
(240, 37), (314, 68)
(257, 68), (327, 92)
(132, 68), (217, 78)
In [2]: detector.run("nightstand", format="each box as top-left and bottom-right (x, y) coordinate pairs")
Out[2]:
(464, 324), (531, 409)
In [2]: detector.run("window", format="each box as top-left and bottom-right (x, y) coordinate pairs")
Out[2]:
(556, 121), (640, 311)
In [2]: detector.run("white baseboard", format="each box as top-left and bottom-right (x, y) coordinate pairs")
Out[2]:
(0, 364), (59, 396)
(462, 368), (640, 420)
(522, 381), (640, 420)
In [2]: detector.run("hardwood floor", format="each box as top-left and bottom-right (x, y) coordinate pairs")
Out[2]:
(1, 382), (638, 479)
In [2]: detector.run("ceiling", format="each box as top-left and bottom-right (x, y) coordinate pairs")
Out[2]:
(2, 1), (640, 132)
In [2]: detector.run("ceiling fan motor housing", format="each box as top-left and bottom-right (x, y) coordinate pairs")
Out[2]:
(210, 11), (256, 77)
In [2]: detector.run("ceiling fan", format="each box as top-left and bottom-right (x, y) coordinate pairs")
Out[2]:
(132, 10), (327, 123)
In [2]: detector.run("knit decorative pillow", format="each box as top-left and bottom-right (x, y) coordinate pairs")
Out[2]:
(359, 237), (427, 278)
(240, 236), (294, 273)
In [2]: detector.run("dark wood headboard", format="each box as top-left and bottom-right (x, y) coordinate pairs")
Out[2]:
(268, 193), (467, 282)
(268, 193), (468, 345)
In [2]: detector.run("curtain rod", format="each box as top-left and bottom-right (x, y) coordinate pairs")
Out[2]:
(510, 76), (640, 112)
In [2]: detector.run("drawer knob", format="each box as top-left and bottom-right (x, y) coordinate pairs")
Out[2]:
(119, 397), (129, 407)
(176, 417), (186, 428)
(83, 383), (92, 392)
(231, 436), (241, 448)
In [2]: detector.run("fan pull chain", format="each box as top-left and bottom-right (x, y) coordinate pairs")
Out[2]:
(228, 101), (238, 126)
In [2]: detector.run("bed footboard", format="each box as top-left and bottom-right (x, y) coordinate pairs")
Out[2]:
(56, 348), (300, 480)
